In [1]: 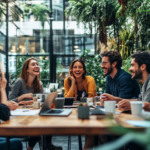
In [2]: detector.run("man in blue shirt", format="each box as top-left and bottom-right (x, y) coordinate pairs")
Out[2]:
(101, 50), (140, 99)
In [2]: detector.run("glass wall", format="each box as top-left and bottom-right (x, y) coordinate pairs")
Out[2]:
(0, 0), (98, 94)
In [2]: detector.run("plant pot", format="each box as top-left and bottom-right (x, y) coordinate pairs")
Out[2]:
(78, 106), (89, 119)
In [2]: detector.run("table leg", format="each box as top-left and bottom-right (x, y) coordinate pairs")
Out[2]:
(6, 137), (10, 150)
(94, 135), (99, 146)
(68, 136), (71, 150)
(78, 136), (82, 150)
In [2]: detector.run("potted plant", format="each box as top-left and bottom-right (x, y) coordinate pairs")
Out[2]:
(78, 103), (89, 119)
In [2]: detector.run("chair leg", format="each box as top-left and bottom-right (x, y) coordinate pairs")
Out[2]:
(78, 135), (82, 150)
(6, 137), (10, 150)
(68, 136), (71, 150)
(94, 135), (99, 146)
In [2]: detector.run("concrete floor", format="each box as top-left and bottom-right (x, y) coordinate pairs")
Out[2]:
(22, 136), (85, 150)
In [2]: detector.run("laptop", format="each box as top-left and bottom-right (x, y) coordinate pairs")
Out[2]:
(39, 92), (72, 116)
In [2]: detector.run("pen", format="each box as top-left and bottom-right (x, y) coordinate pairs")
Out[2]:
(23, 110), (29, 112)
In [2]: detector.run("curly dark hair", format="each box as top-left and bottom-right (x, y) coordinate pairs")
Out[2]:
(131, 52), (150, 73)
(101, 51), (122, 69)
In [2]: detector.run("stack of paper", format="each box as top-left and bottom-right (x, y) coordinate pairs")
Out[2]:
(11, 109), (40, 116)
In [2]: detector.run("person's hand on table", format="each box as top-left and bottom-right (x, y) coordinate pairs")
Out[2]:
(100, 93), (116, 102)
(143, 102), (150, 112)
(19, 100), (33, 105)
(7, 101), (18, 110)
(117, 99), (131, 111)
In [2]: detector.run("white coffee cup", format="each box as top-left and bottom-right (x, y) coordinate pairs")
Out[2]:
(86, 97), (93, 106)
(130, 101), (143, 117)
(104, 101), (116, 114)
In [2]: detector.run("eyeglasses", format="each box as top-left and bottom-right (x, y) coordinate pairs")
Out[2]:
(101, 61), (110, 66)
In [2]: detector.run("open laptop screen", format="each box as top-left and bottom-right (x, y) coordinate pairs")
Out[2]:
(39, 92), (58, 114)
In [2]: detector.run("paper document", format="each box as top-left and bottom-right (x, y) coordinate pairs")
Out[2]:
(11, 109), (40, 116)
(126, 120), (150, 127)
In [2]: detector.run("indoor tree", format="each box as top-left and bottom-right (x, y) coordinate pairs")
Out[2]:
(23, 3), (51, 34)
(65, 0), (118, 48)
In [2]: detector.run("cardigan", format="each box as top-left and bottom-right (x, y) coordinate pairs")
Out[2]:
(8, 78), (44, 102)
(64, 76), (97, 100)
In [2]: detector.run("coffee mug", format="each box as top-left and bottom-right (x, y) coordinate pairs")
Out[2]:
(33, 97), (38, 102)
(130, 101), (143, 117)
(55, 98), (65, 109)
(104, 101), (116, 114)
(86, 97), (93, 106)
(33, 102), (40, 109)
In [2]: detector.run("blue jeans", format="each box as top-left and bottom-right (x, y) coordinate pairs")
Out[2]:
(0, 137), (22, 150)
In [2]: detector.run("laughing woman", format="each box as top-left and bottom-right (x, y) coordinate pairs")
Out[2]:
(64, 58), (97, 149)
(64, 58), (97, 101)
(9, 57), (43, 104)
(9, 57), (62, 150)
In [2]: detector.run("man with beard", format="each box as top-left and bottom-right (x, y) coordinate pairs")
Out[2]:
(101, 51), (150, 112)
(101, 51), (140, 100)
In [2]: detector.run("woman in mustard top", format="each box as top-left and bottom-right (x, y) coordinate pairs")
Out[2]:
(64, 58), (97, 150)
(64, 58), (97, 101)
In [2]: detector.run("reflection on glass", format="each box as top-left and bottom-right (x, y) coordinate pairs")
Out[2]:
(85, 36), (95, 55)
(53, 0), (63, 21)
(56, 57), (76, 89)
(0, 32), (5, 51)
(0, 54), (6, 73)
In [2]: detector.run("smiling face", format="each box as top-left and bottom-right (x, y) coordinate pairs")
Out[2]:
(129, 58), (142, 80)
(27, 59), (40, 77)
(72, 61), (85, 79)
(101, 56), (113, 76)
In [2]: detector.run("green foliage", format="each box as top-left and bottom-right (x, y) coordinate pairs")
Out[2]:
(119, 26), (134, 59)
(65, 0), (118, 35)
(0, 2), (23, 27)
(122, 57), (132, 74)
(92, 125), (150, 150)
(80, 49), (106, 92)
(23, 3), (51, 34)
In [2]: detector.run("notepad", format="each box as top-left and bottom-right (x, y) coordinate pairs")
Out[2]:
(11, 109), (40, 116)
(126, 120), (150, 127)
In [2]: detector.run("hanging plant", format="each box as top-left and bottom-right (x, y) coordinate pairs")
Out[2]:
(65, 0), (118, 48)
(23, 3), (51, 34)
(0, 1), (23, 27)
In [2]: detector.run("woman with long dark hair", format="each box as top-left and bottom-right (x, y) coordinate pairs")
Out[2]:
(64, 58), (97, 100)
(64, 58), (97, 149)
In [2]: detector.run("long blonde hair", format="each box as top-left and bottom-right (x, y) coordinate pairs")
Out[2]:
(20, 57), (41, 93)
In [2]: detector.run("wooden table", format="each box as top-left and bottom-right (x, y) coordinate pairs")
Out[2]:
(0, 108), (145, 150)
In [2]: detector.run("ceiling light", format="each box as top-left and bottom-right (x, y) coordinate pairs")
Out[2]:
(74, 46), (78, 49)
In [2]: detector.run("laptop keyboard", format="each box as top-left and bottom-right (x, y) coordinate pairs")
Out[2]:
(47, 110), (64, 114)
